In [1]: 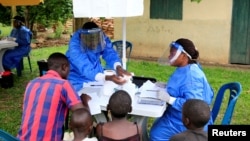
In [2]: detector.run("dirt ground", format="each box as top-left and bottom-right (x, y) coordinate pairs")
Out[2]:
(31, 30), (70, 48)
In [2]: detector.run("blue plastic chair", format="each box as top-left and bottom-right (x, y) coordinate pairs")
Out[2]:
(112, 40), (133, 64)
(211, 82), (242, 125)
(16, 53), (32, 76)
(0, 129), (20, 141)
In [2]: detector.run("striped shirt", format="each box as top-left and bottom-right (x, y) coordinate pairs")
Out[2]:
(17, 70), (82, 141)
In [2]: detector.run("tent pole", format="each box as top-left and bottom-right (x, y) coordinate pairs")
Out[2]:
(11, 6), (17, 27)
(122, 17), (127, 70)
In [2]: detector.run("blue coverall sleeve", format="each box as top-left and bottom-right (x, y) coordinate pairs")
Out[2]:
(171, 81), (205, 112)
(102, 36), (121, 69)
(10, 27), (31, 46)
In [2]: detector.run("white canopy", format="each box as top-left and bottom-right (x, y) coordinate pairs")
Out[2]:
(73, 0), (143, 18)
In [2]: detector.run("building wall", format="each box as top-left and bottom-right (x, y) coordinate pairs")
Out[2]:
(113, 0), (233, 64)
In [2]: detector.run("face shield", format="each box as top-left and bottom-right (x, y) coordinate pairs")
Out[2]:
(80, 28), (105, 53)
(158, 42), (192, 65)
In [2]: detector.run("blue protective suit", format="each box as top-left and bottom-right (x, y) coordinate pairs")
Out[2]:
(2, 26), (32, 70)
(150, 64), (214, 141)
(65, 29), (121, 92)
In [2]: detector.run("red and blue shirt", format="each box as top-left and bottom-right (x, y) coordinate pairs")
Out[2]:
(17, 70), (82, 141)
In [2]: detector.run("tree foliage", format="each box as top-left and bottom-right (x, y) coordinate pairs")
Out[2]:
(0, 5), (11, 25)
(0, 0), (73, 33)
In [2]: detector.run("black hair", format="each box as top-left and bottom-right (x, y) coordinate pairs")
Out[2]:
(182, 99), (210, 128)
(70, 108), (92, 132)
(108, 90), (132, 118)
(13, 15), (25, 25)
(175, 38), (199, 64)
(82, 21), (99, 29)
(47, 52), (69, 70)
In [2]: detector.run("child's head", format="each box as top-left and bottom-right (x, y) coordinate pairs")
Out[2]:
(107, 90), (132, 119)
(47, 52), (69, 79)
(70, 108), (93, 135)
(182, 99), (210, 129)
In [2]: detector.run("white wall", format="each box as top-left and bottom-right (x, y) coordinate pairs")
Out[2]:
(114, 0), (233, 64)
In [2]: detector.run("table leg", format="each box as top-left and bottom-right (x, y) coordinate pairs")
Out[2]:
(132, 115), (149, 141)
(0, 49), (8, 72)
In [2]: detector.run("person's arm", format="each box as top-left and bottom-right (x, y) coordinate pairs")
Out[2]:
(101, 34), (122, 69)
(105, 74), (127, 85)
(80, 93), (91, 110)
(170, 81), (206, 111)
(63, 80), (87, 111)
(116, 65), (132, 77)
(15, 27), (31, 46)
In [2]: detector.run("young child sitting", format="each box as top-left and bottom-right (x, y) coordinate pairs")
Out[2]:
(170, 99), (211, 141)
(96, 90), (142, 141)
(64, 108), (98, 141)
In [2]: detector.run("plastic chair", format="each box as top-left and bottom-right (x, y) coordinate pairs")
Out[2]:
(211, 82), (242, 125)
(0, 129), (20, 141)
(16, 53), (32, 77)
(112, 40), (133, 63)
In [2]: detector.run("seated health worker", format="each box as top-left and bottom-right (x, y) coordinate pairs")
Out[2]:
(65, 21), (131, 92)
(2, 15), (32, 71)
(149, 38), (214, 141)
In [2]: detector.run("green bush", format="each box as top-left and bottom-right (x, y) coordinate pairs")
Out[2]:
(54, 21), (64, 39)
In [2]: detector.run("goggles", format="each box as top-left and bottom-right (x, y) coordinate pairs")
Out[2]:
(169, 42), (192, 64)
(80, 28), (105, 52)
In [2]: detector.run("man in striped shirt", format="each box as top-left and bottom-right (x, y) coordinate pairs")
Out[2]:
(17, 52), (89, 141)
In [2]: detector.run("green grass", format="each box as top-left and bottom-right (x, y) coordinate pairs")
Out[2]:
(0, 24), (12, 38)
(1, 45), (250, 136)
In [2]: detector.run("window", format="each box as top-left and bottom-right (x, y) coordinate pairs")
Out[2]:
(150, 0), (183, 20)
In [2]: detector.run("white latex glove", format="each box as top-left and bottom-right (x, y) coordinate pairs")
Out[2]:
(157, 90), (170, 102)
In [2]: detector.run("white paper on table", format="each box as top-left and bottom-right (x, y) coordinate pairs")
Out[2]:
(139, 80), (165, 99)
(120, 79), (137, 100)
(101, 81), (119, 96)
(86, 92), (102, 115)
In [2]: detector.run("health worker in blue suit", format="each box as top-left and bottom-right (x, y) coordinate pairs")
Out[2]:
(3, 16), (32, 71)
(65, 22), (131, 92)
(150, 38), (214, 141)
